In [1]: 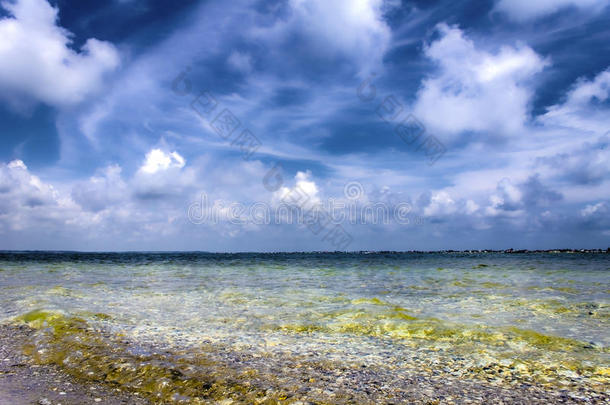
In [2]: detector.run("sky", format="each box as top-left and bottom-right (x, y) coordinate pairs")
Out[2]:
(0, 0), (609, 251)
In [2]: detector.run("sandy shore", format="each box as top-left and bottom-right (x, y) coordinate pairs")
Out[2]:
(0, 323), (607, 404)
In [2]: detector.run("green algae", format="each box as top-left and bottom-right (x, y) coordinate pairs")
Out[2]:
(13, 311), (315, 404)
(351, 297), (387, 306)
(270, 303), (609, 389)
(479, 281), (506, 289)
(13, 310), (390, 404)
(505, 327), (592, 351)
(16, 309), (61, 325)
(526, 285), (580, 293)
(504, 298), (610, 319)
(75, 311), (114, 321)
(274, 305), (596, 352)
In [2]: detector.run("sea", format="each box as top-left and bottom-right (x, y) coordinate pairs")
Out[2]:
(0, 251), (608, 402)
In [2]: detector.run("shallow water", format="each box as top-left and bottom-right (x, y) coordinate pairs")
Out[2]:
(1, 252), (609, 402)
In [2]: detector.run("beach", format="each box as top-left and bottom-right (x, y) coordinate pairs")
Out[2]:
(0, 324), (147, 405)
(0, 252), (608, 403)
(0, 322), (606, 404)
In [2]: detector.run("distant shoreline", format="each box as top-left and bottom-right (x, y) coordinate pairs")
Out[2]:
(0, 249), (609, 255)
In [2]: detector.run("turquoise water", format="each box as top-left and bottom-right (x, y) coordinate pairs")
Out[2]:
(1, 252), (608, 401)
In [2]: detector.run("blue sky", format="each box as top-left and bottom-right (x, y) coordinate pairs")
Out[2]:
(0, 0), (609, 251)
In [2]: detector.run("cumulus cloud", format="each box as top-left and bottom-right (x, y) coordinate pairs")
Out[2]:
(415, 174), (563, 231)
(1, 0), (609, 249)
(0, 151), (604, 249)
(494, 0), (610, 21)
(0, 160), (58, 208)
(71, 165), (128, 212)
(0, 151), (290, 248)
(0, 159), (84, 233)
(423, 191), (457, 217)
(413, 24), (548, 139)
(0, 151), (192, 245)
(474, 175), (560, 221)
(273, 171), (321, 208)
(0, 0), (120, 109)
(139, 149), (186, 174)
(253, 0), (394, 76)
(133, 149), (194, 200)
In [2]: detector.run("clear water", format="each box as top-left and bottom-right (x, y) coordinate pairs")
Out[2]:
(1, 252), (608, 401)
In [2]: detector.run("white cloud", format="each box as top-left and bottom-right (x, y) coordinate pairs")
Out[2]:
(581, 202), (607, 217)
(71, 165), (128, 212)
(0, 152), (286, 249)
(540, 68), (610, 134)
(0, 0), (120, 109)
(253, 0), (395, 76)
(133, 149), (196, 201)
(563, 69), (610, 106)
(0, 160), (58, 208)
(0, 159), (84, 233)
(274, 171), (321, 207)
(423, 191), (457, 216)
(494, 0), (609, 21)
(413, 24), (548, 138)
(139, 149), (186, 174)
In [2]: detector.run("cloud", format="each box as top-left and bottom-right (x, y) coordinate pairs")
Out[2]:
(494, 0), (610, 21)
(422, 191), (457, 217)
(139, 149), (186, 174)
(0, 160), (58, 208)
(581, 202), (607, 218)
(0, 0), (120, 110)
(133, 149), (193, 200)
(0, 151), (605, 250)
(415, 173), (563, 232)
(252, 0), (395, 76)
(71, 165), (128, 212)
(1, 0), (610, 250)
(536, 135), (610, 186)
(578, 201), (610, 231)
(0, 159), (83, 233)
(413, 23), (548, 139)
(540, 68), (610, 134)
(479, 175), (562, 220)
(0, 151), (287, 249)
(273, 171), (321, 207)
(519, 174), (563, 207)
(227, 51), (253, 74)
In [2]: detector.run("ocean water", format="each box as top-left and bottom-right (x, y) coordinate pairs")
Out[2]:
(0, 252), (608, 402)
